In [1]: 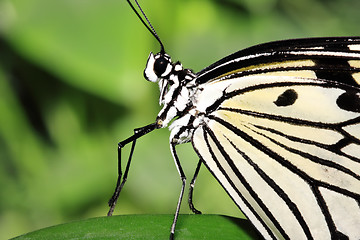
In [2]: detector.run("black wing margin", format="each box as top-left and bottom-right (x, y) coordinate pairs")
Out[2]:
(196, 37), (360, 88)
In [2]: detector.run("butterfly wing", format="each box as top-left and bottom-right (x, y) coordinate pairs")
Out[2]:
(191, 38), (360, 240)
(196, 37), (360, 88)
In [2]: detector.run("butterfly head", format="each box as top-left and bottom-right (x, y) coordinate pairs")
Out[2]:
(144, 52), (178, 107)
(143, 51), (196, 128)
(144, 52), (173, 82)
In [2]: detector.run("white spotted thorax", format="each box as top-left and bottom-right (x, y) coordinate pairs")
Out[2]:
(143, 51), (203, 144)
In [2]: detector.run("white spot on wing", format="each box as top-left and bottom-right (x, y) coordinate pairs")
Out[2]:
(348, 60), (360, 84)
(289, 50), (360, 58)
(348, 60), (360, 68)
(302, 46), (324, 50)
(258, 70), (317, 78)
(349, 44), (360, 51)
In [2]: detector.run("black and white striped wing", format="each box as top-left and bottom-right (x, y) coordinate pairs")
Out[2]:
(191, 38), (360, 240)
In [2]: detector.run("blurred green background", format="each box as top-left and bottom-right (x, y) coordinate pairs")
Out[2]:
(1, 0), (360, 239)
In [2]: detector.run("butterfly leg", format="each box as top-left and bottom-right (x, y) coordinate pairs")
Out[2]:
(107, 123), (158, 216)
(169, 141), (186, 240)
(188, 159), (202, 214)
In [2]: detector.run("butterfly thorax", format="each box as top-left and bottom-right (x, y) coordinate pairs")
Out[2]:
(144, 52), (204, 143)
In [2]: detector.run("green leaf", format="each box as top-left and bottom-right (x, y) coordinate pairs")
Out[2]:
(12, 214), (262, 240)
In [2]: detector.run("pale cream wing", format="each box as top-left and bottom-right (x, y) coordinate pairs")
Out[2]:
(192, 75), (360, 240)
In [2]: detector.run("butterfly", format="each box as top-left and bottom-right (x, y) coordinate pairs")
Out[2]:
(108, 1), (360, 239)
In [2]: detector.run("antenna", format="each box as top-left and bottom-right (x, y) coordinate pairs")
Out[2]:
(126, 0), (165, 53)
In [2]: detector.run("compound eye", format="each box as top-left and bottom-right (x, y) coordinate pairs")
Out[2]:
(154, 56), (168, 77)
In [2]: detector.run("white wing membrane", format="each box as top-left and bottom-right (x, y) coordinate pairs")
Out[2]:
(193, 122), (330, 239)
(192, 75), (360, 239)
(220, 76), (359, 123)
(192, 126), (282, 240)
